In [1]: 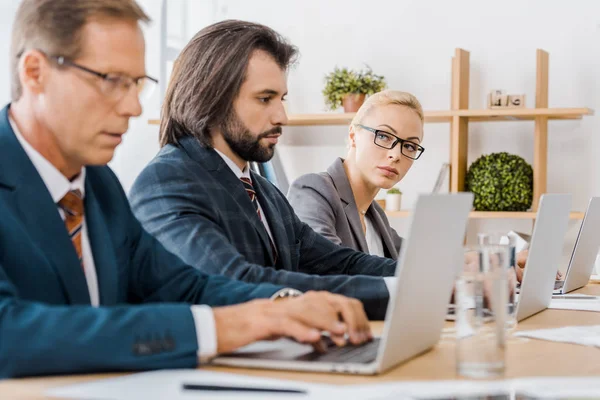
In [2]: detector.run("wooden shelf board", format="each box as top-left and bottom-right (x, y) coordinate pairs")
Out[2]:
(455, 108), (594, 122)
(386, 210), (585, 220)
(148, 108), (593, 127)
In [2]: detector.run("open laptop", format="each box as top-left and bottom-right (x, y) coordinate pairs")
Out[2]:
(553, 197), (600, 295)
(212, 193), (474, 375)
(515, 194), (572, 322)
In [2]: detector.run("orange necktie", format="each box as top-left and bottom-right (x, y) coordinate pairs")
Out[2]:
(58, 189), (84, 266)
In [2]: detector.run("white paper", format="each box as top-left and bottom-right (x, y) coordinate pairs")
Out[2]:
(340, 377), (600, 399)
(47, 370), (600, 400)
(514, 324), (600, 347)
(46, 369), (340, 400)
(549, 296), (600, 312)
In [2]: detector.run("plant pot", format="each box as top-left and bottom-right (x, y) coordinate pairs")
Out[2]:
(375, 199), (386, 210)
(342, 93), (366, 113)
(385, 193), (402, 211)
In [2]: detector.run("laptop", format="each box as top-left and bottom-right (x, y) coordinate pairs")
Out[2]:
(554, 197), (600, 295)
(212, 193), (474, 375)
(515, 194), (571, 322)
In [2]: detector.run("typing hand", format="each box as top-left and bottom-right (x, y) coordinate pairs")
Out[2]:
(514, 249), (562, 283)
(212, 291), (371, 355)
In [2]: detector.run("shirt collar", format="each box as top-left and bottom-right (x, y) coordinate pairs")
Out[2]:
(213, 148), (251, 180)
(9, 117), (86, 203)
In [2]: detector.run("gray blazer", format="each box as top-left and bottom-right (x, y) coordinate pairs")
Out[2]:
(288, 158), (403, 260)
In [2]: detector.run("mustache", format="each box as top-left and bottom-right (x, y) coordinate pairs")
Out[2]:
(257, 126), (282, 140)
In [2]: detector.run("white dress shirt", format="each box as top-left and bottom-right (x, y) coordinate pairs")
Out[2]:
(214, 148), (275, 242)
(364, 215), (385, 257)
(361, 212), (395, 295)
(10, 118), (216, 362)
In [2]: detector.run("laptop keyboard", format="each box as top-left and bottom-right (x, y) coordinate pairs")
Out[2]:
(296, 338), (380, 364)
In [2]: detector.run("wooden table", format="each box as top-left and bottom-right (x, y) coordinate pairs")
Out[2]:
(3, 284), (600, 399)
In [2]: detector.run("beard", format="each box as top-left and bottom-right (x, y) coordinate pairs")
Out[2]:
(220, 109), (282, 163)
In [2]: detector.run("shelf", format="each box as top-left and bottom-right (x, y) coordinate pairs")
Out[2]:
(453, 107), (594, 122)
(385, 210), (585, 220)
(147, 108), (593, 127)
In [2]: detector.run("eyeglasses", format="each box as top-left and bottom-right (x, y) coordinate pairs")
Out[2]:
(50, 55), (158, 102)
(355, 124), (425, 160)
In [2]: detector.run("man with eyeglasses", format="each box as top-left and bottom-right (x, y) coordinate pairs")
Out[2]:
(0, 0), (372, 379)
(129, 20), (400, 322)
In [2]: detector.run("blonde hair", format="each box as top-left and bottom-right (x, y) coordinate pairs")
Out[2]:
(350, 89), (424, 126)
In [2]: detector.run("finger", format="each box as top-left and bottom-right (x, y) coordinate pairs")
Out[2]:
(291, 295), (347, 336)
(278, 317), (321, 344)
(352, 299), (372, 340)
(329, 296), (359, 343)
(329, 332), (347, 347)
(329, 295), (370, 344)
(516, 266), (524, 283)
(516, 250), (528, 268)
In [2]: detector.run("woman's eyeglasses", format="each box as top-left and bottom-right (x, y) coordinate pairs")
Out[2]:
(355, 124), (425, 160)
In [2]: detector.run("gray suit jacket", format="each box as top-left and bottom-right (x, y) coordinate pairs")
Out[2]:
(129, 137), (397, 320)
(288, 158), (403, 260)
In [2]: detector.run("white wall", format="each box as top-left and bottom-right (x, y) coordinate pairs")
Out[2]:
(0, 1), (20, 104)
(148, 0), (599, 266)
(0, 0), (598, 266)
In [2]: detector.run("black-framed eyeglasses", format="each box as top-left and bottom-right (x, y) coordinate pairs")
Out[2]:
(52, 56), (158, 102)
(355, 124), (425, 160)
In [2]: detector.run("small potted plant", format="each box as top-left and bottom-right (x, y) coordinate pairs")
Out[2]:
(385, 187), (402, 211)
(323, 66), (386, 112)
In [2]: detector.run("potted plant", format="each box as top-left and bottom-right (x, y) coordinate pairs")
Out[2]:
(323, 66), (386, 112)
(385, 187), (402, 211)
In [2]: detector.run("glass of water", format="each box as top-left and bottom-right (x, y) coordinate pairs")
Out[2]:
(456, 242), (510, 379)
(478, 233), (518, 332)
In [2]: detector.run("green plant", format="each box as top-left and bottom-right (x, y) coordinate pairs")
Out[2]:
(322, 66), (386, 110)
(465, 152), (534, 211)
(387, 187), (402, 195)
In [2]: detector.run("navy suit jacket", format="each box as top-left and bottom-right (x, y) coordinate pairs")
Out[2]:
(129, 136), (397, 320)
(0, 106), (281, 379)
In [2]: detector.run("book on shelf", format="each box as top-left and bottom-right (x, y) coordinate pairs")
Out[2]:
(432, 163), (450, 193)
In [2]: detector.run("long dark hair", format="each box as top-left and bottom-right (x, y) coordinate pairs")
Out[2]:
(160, 20), (298, 147)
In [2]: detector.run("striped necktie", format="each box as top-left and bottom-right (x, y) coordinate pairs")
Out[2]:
(58, 189), (84, 267)
(240, 177), (278, 264)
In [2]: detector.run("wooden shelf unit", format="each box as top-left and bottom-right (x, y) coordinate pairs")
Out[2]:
(391, 48), (591, 219)
(148, 107), (592, 127)
(148, 48), (593, 220)
(385, 210), (585, 220)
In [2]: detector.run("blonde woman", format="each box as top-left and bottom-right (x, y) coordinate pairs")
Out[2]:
(288, 90), (424, 259)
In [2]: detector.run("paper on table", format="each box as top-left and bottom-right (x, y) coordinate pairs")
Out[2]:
(514, 324), (600, 347)
(46, 369), (340, 400)
(340, 377), (600, 399)
(549, 297), (600, 312)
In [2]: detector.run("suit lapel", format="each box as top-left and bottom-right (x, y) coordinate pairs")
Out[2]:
(178, 137), (275, 263)
(84, 176), (118, 306)
(368, 205), (398, 259)
(0, 105), (90, 305)
(327, 158), (369, 253)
